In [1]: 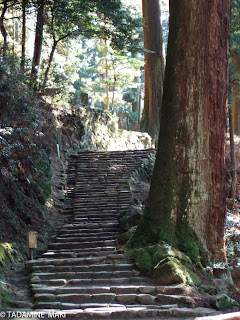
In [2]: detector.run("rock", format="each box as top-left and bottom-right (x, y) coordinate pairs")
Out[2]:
(212, 279), (228, 294)
(78, 108), (152, 151)
(137, 294), (156, 304)
(117, 232), (132, 246)
(128, 241), (200, 286)
(200, 284), (218, 295)
(153, 256), (201, 286)
(211, 294), (240, 311)
(116, 294), (137, 304)
(119, 205), (143, 231)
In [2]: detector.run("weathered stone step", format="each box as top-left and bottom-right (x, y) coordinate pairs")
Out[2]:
(54, 235), (117, 242)
(31, 264), (134, 273)
(28, 254), (126, 267)
(34, 293), (156, 305)
(41, 250), (114, 259)
(48, 239), (116, 250)
(72, 218), (119, 223)
(32, 276), (150, 287)
(32, 285), (159, 295)
(33, 304), (216, 319)
(44, 246), (116, 254)
(58, 228), (119, 234)
(32, 270), (139, 281)
(72, 215), (120, 221)
(58, 222), (119, 229)
(33, 292), (195, 308)
(55, 231), (119, 238)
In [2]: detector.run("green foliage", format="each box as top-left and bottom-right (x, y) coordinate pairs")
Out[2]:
(73, 39), (144, 110)
(33, 149), (52, 198)
(0, 244), (15, 267)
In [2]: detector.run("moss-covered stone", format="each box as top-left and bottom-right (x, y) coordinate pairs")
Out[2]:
(117, 232), (132, 246)
(0, 243), (15, 267)
(128, 247), (153, 274)
(127, 241), (201, 286)
(213, 294), (240, 311)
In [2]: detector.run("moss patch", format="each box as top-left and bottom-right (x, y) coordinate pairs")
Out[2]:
(176, 224), (209, 265)
(127, 241), (201, 286)
(0, 243), (15, 267)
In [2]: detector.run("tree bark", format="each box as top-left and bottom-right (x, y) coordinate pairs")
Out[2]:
(20, 0), (26, 72)
(131, 0), (230, 262)
(231, 56), (240, 135)
(31, 0), (45, 89)
(228, 92), (236, 201)
(42, 41), (57, 89)
(0, 0), (8, 58)
(140, 0), (164, 139)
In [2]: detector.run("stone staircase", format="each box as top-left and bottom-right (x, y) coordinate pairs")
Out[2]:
(28, 150), (218, 319)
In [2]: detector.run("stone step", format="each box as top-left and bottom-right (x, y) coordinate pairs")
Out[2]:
(44, 246), (116, 254)
(48, 239), (116, 250)
(54, 235), (117, 242)
(54, 232), (119, 238)
(34, 293), (157, 305)
(32, 276), (150, 287)
(72, 218), (119, 223)
(33, 305), (216, 319)
(28, 254), (126, 267)
(31, 264), (134, 273)
(32, 270), (139, 281)
(58, 222), (119, 229)
(41, 250), (114, 259)
(32, 285), (159, 295)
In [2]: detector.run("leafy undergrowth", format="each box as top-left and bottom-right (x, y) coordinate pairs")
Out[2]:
(0, 63), (64, 252)
(0, 63), (69, 307)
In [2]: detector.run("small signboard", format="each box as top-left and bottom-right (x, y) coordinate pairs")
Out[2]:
(28, 231), (38, 249)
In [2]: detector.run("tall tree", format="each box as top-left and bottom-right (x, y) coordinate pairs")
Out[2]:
(230, 0), (240, 135)
(0, 0), (11, 58)
(31, 0), (45, 88)
(140, 0), (164, 140)
(20, 0), (26, 72)
(130, 0), (230, 262)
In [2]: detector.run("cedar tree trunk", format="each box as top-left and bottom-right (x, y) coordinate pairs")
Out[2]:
(31, 0), (45, 88)
(20, 0), (26, 72)
(0, 0), (8, 58)
(232, 56), (240, 135)
(131, 0), (230, 262)
(140, 0), (164, 140)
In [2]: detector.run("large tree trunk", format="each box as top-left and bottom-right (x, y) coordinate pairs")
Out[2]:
(0, 0), (8, 58)
(20, 0), (26, 72)
(228, 89), (236, 202)
(140, 0), (164, 139)
(131, 0), (230, 262)
(232, 56), (240, 135)
(31, 0), (45, 88)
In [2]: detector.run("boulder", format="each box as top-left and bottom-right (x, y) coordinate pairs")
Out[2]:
(211, 294), (240, 311)
(128, 241), (201, 286)
(119, 205), (143, 231)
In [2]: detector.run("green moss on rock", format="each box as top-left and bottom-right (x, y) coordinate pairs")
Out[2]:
(127, 241), (201, 286)
(0, 243), (15, 267)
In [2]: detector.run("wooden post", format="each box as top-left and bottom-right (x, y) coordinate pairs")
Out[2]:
(57, 127), (62, 159)
(28, 231), (38, 260)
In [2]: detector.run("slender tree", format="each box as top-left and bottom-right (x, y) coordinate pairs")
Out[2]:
(130, 0), (230, 262)
(31, 0), (45, 88)
(0, 0), (9, 58)
(140, 0), (164, 140)
(20, 0), (26, 72)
